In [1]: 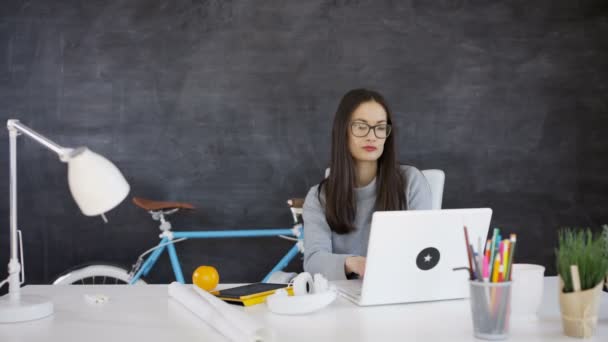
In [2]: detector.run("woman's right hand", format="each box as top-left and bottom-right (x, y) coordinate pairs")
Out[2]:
(345, 256), (367, 278)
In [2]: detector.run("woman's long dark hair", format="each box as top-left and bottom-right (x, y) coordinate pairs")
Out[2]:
(318, 88), (405, 234)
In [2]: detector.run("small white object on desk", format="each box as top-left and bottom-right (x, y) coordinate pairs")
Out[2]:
(84, 294), (110, 305)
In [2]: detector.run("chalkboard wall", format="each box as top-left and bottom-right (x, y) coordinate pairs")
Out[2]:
(1, 0), (607, 287)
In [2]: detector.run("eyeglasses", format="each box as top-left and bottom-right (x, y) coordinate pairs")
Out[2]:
(350, 122), (392, 139)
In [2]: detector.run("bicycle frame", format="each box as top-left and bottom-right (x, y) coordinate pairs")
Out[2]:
(128, 225), (304, 284)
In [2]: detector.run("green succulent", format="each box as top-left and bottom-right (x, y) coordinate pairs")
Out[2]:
(556, 228), (608, 293)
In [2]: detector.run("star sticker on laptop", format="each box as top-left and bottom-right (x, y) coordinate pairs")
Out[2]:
(417, 247), (440, 270)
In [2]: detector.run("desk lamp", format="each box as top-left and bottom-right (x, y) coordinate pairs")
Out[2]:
(0, 119), (130, 322)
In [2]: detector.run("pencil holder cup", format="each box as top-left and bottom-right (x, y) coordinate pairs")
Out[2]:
(469, 281), (512, 340)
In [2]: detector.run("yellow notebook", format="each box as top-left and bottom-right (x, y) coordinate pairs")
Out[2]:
(211, 283), (293, 307)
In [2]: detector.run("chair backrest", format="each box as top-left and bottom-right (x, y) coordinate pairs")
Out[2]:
(324, 168), (445, 209)
(421, 169), (445, 210)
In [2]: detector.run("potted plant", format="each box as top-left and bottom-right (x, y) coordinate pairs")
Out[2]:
(604, 225), (608, 292)
(555, 228), (608, 338)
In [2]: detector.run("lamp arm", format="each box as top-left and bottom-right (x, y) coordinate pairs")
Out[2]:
(7, 120), (72, 158)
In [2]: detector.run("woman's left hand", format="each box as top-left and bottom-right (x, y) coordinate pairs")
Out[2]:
(345, 256), (367, 278)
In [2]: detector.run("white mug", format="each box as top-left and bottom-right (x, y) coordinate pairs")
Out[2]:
(510, 263), (546, 320)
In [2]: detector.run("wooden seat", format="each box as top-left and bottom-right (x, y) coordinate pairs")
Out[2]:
(132, 197), (195, 211)
(287, 198), (304, 209)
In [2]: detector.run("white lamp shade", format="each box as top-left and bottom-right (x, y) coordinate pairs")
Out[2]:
(67, 148), (130, 216)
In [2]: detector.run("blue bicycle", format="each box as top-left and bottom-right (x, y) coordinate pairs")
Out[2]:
(53, 197), (304, 285)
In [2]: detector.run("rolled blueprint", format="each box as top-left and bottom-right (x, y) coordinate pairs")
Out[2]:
(168, 282), (273, 342)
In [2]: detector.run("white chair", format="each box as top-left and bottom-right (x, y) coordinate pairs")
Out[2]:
(421, 169), (445, 210)
(324, 168), (445, 209)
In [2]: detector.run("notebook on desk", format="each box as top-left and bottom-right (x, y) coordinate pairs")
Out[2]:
(211, 283), (292, 306)
(333, 208), (492, 306)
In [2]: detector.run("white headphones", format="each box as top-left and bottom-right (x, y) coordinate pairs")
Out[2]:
(266, 272), (337, 315)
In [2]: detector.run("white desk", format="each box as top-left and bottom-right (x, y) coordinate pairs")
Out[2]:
(0, 277), (606, 342)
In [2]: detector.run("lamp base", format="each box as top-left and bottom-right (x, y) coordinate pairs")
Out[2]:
(0, 294), (54, 323)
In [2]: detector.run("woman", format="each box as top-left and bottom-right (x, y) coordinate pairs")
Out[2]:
(303, 88), (432, 280)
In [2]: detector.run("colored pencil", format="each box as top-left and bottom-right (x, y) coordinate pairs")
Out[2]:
(492, 254), (501, 283)
(463, 226), (474, 280)
(502, 239), (510, 281)
(489, 228), (498, 278)
(471, 247), (481, 280)
(506, 234), (517, 280)
(482, 253), (489, 281)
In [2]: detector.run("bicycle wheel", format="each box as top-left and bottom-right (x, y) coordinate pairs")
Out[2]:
(53, 263), (147, 285)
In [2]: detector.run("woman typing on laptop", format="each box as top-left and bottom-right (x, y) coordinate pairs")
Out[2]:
(303, 88), (432, 280)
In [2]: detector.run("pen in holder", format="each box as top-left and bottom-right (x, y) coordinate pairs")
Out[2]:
(469, 280), (512, 340)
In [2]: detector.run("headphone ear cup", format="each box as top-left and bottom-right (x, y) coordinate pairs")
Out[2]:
(313, 273), (329, 294)
(292, 272), (313, 296)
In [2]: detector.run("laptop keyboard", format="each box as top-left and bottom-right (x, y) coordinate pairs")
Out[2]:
(334, 280), (363, 297)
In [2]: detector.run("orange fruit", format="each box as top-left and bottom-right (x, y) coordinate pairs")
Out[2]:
(192, 265), (220, 291)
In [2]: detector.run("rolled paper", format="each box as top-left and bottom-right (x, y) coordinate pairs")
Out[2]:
(168, 282), (274, 342)
(191, 284), (274, 340)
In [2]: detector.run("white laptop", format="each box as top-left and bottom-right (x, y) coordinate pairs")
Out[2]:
(333, 208), (492, 306)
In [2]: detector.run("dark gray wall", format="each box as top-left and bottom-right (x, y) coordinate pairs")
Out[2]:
(1, 0), (607, 286)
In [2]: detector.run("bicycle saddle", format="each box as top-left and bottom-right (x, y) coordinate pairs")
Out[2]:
(132, 197), (195, 211)
(287, 198), (304, 209)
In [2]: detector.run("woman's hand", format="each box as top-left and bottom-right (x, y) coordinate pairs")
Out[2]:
(345, 256), (367, 278)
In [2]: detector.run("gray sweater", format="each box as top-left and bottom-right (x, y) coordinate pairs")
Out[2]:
(302, 165), (433, 280)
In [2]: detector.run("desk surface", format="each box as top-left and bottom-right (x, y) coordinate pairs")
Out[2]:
(0, 277), (606, 342)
